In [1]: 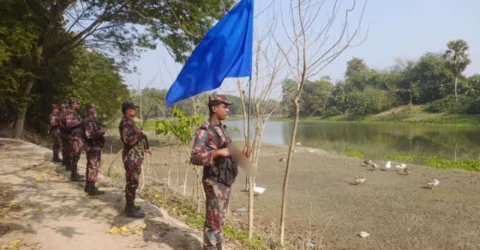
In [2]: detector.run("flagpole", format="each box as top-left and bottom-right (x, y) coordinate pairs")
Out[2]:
(245, 77), (252, 191)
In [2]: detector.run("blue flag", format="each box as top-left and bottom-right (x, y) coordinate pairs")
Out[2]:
(165, 0), (254, 106)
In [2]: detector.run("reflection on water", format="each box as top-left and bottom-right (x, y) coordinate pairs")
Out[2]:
(224, 120), (480, 161)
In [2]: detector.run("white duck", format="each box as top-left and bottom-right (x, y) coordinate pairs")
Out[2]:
(381, 161), (392, 171)
(253, 183), (266, 195)
(353, 177), (366, 185)
(427, 179), (439, 189)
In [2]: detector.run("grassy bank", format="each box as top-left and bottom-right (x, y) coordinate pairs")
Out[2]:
(273, 105), (480, 126)
(346, 149), (480, 172)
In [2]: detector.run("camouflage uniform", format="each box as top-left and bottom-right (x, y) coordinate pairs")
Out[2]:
(49, 105), (62, 162)
(83, 104), (105, 195)
(59, 105), (70, 168)
(191, 95), (236, 250)
(119, 101), (145, 217)
(83, 114), (104, 182)
(64, 100), (84, 180)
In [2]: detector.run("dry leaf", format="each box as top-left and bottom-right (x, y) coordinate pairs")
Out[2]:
(109, 226), (119, 234)
(120, 225), (129, 232)
(3, 215), (10, 220)
(8, 238), (23, 249)
(140, 224), (147, 230)
(134, 229), (143, 236)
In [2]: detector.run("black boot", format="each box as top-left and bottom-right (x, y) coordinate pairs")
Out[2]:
(216, 243), (223, 250)
(70, 162), (84, 182)
(124, 204), (141, 212)
(124, 203), (145, 218)
(52, 154), (62, 163)
(86, 182), (105, 196)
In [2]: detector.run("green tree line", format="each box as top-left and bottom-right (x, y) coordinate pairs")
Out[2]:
(0, 0), (234, 137)
(281, 39), (480, 118)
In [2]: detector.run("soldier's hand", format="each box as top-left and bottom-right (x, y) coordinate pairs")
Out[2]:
(242, 145), (251, 158)
(145, 148), (152, 155)
(99, 129), (106, 135)
(215, 148), (230, 158)
(139, 130), (148, 136)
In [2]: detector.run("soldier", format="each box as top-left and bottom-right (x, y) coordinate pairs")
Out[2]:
(190, 94), (251, 250)
(59, 104), (71, 169)
(83, 104), (105, 196)
(64, 98), (84, 181)
(119, 101), (151, 218)
(49, 104), (62, 162)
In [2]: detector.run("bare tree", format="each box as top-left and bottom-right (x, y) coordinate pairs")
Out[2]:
(237, 4), (286, 239)
(276, 0), (368, 245)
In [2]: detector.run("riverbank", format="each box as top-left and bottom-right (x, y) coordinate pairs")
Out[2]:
(268, 105), (480, 126)
(99, 139), (480, 250)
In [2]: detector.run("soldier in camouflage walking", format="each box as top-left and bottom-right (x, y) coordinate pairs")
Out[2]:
(49, 104), (62, 163)
(59, 104), (70, 169)
(119, 101), (151, 218)
(191, 95), (251, 250)
(83, 104), (105, 196)
(64, 98), (84, 181)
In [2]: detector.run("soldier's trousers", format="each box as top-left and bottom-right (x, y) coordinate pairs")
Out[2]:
(203, 179), (231, 249)
(122, 150), (143, 204)
(51, 130), (61, 159)
(61, 134), (70, 166)
(69, 137), (83, 172)
(86, 148), (101, 182)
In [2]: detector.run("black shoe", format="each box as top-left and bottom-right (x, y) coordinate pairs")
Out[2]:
(52, 157), (62, 163)
(216, 243), (223, 250)
(70, 174), (84, 182)
(65, 165), (72, 171)
(87, 182), (105, 196)
(125, 204), (145, 218)
(124, 205), (141, 213)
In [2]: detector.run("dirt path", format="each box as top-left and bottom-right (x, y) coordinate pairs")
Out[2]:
(0, 139), (206, 250)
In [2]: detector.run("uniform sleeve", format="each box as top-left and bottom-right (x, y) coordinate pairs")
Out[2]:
(49, 115), (59, 127)
(190, 127), (215, 166)
(121, 121), (141, 146)
(84, 119), (102, 139)
(65, 113), (80, 129)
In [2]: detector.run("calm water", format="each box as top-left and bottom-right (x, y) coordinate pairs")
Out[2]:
(224, 120), (480, 162)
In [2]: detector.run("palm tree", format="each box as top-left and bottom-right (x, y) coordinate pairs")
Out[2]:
(443, 40), (471, 103)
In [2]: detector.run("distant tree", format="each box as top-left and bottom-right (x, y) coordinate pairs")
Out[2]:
(345, 57), (368, 78)
(443, 40), (471, 103)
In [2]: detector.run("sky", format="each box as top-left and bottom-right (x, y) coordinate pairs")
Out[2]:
(123, 0), (480, 96)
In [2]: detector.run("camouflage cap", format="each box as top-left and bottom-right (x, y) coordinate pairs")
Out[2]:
(86, 104), (98, 111)
(208, 94), (232, 105)
(69, 98), (80, 105)
(121, 101), (139, 113)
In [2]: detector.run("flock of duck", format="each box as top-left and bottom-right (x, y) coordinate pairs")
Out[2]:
(355, 159), (440, 189)
(276, 142), (440, 189)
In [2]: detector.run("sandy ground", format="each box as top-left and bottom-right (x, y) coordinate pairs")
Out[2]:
(111, 137), (480, 250)
(0, 139), (210, 250)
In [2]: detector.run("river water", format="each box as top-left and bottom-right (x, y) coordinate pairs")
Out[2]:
(224, 120), (480, 162)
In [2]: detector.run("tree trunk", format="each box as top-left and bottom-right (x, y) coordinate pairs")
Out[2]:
(454, 76), (458, 103)
(13, 76), (36, 139)
(248, 175), (254, 239)
(280, 98), (301, 245)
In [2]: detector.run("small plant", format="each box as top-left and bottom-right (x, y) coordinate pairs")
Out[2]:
(380, 155), (415, 162)
(346, 150), (364, 159)
(423, 156), (480, 172)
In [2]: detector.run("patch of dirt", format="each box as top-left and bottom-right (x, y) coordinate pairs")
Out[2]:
(123, 142), (480, 250)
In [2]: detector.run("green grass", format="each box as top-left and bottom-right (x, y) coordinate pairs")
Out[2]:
(352, 150), (480, 172)
(143, 188), (270, 249)
(271, 106), (480, 126)
(346, 150), (364, 159)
